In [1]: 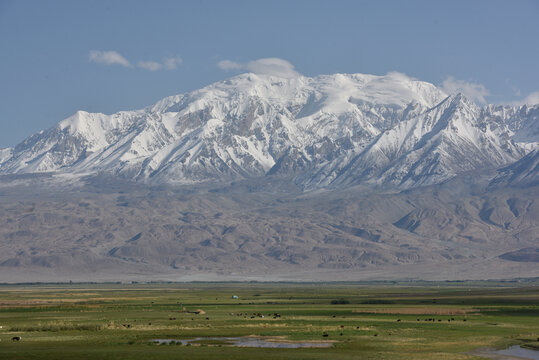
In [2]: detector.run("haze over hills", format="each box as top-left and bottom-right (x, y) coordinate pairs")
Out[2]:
(0, 72), (537, 282)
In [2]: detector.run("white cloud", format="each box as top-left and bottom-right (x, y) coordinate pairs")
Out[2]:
(217, 59), (243, 71)
(138, 56), (182, 71)
(247, 58), (300, 78)
(440, 76), (490, 104)
(163, 56), (183, 70)
(217, 57), (301, 78)
(137, 61), (163, 71)
(384, 71), (417, 82)
(89, 51), (182, 71)
(513, 91), (539, 106)
(89, 50), (132, 68)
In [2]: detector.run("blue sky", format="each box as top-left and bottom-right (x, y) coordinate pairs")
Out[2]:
(1, 0), (538, 148)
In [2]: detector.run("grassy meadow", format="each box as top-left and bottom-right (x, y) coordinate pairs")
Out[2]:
(0, 281), (538, 359)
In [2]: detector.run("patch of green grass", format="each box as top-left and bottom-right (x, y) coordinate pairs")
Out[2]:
(0, 282), (538, 359)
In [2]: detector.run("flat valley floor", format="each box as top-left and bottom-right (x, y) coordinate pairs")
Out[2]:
(0, 281), (538, 359)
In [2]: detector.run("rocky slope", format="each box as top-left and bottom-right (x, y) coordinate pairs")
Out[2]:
(0, 171), (537, 282)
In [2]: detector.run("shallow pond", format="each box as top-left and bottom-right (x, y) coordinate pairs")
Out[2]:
(152, 336), (334, 348)
(493, 345), (539, 360)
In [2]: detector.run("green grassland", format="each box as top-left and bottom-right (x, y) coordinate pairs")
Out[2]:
(0, 281), (538, 359)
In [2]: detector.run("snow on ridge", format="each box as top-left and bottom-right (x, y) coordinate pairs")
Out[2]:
(150, 71), (447, 116)
(0, 148), (12, 164)
(1, 73), (537, 189)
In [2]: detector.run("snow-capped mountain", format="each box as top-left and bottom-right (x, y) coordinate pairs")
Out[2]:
(301, 94), (525, 188)
(0, 72), (537, 189)
(490, 148), (539, 188)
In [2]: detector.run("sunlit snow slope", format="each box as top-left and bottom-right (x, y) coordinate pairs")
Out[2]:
(0, 72), (537, 189)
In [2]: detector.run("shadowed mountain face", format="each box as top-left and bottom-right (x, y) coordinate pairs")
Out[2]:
(0, 72), (537, 282)
(490, 149), (539, 188)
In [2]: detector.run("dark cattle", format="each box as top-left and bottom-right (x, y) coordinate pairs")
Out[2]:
(397, 319), (401, 322)
(12, 336), (21, 341)
(322, 333), (329, 337)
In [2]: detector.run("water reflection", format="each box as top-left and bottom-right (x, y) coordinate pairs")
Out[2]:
(152, 336), (334, 348)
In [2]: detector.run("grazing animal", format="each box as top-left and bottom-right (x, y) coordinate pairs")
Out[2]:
(12, 336), (21, 341)
(322, 333), (329, 337)
(397, 319), (401, 322)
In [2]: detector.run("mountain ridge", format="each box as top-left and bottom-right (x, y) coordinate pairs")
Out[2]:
(0, 72), (536, 190)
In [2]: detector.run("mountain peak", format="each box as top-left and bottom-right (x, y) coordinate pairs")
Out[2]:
(0, 72), (536, 189)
